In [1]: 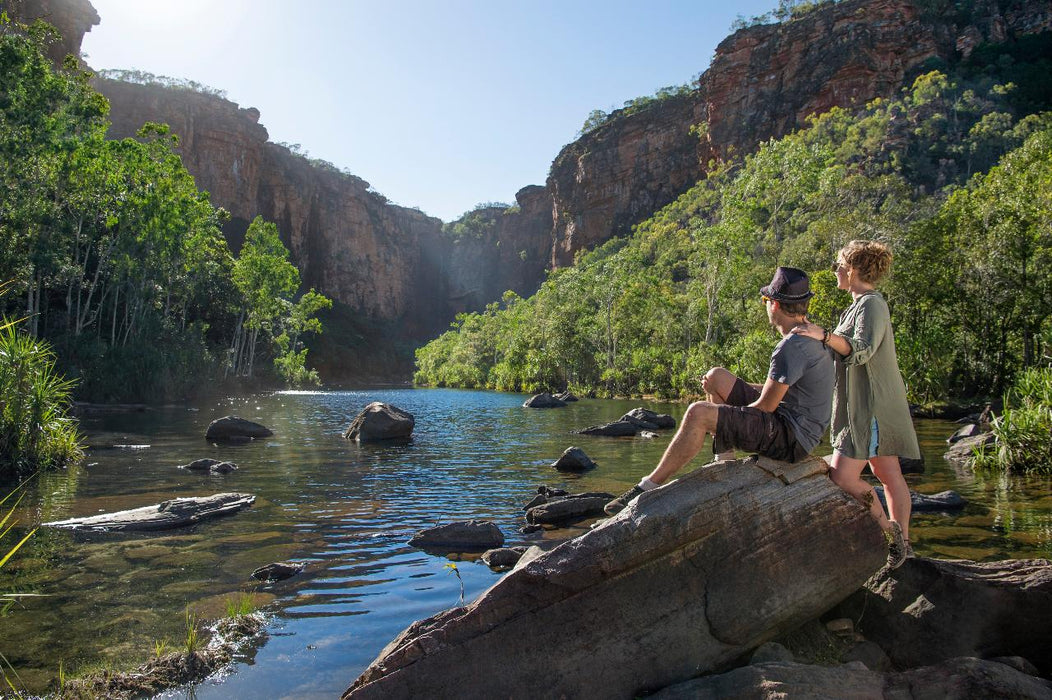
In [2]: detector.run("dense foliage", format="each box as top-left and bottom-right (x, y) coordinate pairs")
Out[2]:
(973, 367), (1052, 473)
(0, 19), (329, 401)
(416, 70), (1052, 403)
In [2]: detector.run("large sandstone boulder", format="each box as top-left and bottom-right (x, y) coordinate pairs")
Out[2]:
(205, 416), (273, 441)
(343, 455), (886, 698)
(832, 556), (1052, 676)
(523, 393), (566, 408)
(344, 402), (415, 442)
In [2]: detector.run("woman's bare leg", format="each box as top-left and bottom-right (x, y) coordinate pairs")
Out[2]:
(829, 450), (891, 531)
(869, 456), (911, 541)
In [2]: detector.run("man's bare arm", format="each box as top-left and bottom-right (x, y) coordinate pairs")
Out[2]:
(748, 378), (789, 413)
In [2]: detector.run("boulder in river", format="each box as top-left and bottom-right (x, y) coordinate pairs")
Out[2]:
(553, 391), (579, 402)
(948, 422), (986, 444)
(252, 561), (305, 582)
(44, 493), (256, 532)
(407, 520), (504, 552)
(622, 407), (676, 430)
(944, 432), (996, 466)
(344, 402), (415, 442)
(343, 455), (886, 698)
(205, 416), (273, 441)
(481, 547), (526, 570)
(575, 420), (639, 437)
(551, 446), (596, 472)
(832, 556), (1052, 677)
(522, 393), (566, 408)
(524, 492), (614, 525)
(179, 458), (238, 474)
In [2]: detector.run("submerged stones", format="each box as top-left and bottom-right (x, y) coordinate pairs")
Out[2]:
(44, 493), (256, 532)
(344, 402), (415, 442)
(205, 416), (273, 442)
(179, 458), (238, 474)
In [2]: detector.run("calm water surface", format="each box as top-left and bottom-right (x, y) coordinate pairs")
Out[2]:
(1, 388), (1049, 698)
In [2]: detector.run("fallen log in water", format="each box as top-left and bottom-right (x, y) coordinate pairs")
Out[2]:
(43, 493), (256, 532)
(344, 455), (886, 699)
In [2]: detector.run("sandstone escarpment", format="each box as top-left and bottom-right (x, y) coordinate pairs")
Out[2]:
(3, 0), (98, 65)
(548, 0), (1052, 267)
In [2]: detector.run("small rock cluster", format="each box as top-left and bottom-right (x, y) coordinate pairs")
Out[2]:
(576, 407), (676, 437)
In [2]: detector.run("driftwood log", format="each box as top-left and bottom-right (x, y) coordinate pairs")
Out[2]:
(344, 455), (886, 699)
(43, 493), (256, 532)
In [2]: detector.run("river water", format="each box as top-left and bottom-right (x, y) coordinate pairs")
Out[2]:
(2, 388), (1050, 698)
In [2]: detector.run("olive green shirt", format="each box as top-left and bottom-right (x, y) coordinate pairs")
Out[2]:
(830, 290), (921, 460)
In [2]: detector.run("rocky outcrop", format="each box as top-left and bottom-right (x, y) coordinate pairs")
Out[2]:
(832, 556), (1052, 676)
(4, 0), (99, 64)
(344, 455), (886, 698)
(653, 657), (1052, 699)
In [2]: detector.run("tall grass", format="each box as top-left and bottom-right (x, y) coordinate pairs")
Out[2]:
(973, 367), (1052, 474)
(0, 322), (83, 480)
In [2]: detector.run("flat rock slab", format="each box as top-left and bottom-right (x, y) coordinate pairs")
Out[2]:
(407, 520), (503, 552)
(874, 486), (966, 512)
(575, 420), (639, 437)
(205, 416), (273, 441)
(523, 393), (566, 408)
(344, 402), (415, 442)
(344, 455), (886, 699)
(44, 493), (256, 533)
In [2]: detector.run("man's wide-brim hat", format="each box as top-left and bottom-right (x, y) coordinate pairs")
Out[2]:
(760, 266), (814, 302)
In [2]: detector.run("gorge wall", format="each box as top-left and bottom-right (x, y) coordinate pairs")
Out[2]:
(11, 0), (1052, 377)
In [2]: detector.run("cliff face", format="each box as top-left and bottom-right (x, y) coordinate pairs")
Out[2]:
(2, 0), (98, 64)
(547, 0), (1052, 266)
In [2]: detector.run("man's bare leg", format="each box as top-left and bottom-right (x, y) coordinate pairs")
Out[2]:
(701, 367), (738, 460)
(646, 401), (720, 485)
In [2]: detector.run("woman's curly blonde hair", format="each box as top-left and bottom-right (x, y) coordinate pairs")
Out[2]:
(839, 240), (893, 284)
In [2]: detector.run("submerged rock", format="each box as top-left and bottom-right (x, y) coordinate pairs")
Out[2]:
(44, 493), (256, 532)
(408, 520), (504, 552)
(252, 561), (305, 582)
(481, 547), (526, 570)
(205, 416), (273, 441)
(551, 446), (597, 472)
(344, 455), (885, 698)
(179, 458), (238, 474)
(344, 402), (415, 442)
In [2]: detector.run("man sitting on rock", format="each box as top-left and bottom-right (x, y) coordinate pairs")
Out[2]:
(605, 267), (833, 515)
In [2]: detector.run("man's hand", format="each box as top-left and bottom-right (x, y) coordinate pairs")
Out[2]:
(748, 378), (790, 413)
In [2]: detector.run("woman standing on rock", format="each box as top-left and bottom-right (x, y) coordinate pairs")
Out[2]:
(791, 240), (920, 568)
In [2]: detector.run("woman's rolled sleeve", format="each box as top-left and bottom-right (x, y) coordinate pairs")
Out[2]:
(839, 296), (887, 366)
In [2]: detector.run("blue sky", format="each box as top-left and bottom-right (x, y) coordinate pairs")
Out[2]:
(82, 1), (777, 222)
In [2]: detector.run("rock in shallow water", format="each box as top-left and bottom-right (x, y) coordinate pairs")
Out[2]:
(551, 446), (596, 472)
(407, 520), (503, 552)
(205, 416), (273, 441)
(344, 402), (415, 442)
